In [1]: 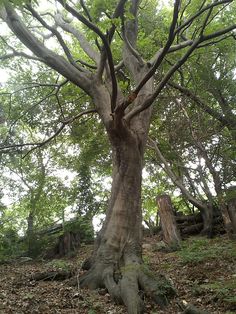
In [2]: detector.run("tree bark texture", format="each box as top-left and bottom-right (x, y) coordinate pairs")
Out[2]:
(226, 187), (236, 236)
(199, 204), (213, 238)
(57, 231), (80, 257)
(157, 195), (181, 248)
(80, 128), (175, 313)
(228, 201), (236, 235)
(27, 212), (35, 257)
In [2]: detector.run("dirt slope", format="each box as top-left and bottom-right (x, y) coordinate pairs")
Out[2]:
(0, 235), (235, 313)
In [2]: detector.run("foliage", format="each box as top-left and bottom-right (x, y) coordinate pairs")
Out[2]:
(192, 279), (236, 310)
(178, 237), (236, 265)
(0, 227), (24, 261)
(64, 217), (94, 243)
(46, 259), (72, 272)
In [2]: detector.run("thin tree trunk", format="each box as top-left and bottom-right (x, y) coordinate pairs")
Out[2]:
(197, 145), (235, 238)
(27, 211), (34, 256)
(228, 201), (236, 235)
(149, 139), (213, 236)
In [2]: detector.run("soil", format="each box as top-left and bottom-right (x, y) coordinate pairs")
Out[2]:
(0, 235), (235, 314)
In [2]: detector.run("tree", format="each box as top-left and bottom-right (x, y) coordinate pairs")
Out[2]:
(0, 0), (235, 312)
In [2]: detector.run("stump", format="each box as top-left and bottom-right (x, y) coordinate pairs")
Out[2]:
(157, 195), (181, 248)
(56, 231), (80, 257)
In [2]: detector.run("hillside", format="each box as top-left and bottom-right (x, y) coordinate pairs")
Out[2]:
(0, 235), (235, 314)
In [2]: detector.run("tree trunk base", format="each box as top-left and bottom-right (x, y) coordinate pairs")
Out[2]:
(79, 257), (175, 314)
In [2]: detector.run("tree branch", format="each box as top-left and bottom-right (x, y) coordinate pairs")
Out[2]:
(57, 0), (118, 112)
(54, 13), (100, 65)
(125, 38), (201, 121)
(175, 0), (233, 35)
(129, 0), (180, 101)
(0, 109), (97, 155)
(149, 0), (233, 65)
(0, 2), (92, 95)
(148, 137), (207, 211)
(168, 82), (231, 127)
(0, 35), (43, 62)
(25, 4), (86, 72)
(0, 51), (42, 62)
(125, 21), (236, 121)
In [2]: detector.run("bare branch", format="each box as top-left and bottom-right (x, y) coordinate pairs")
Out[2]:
(121, 13), (143, 65)
(125, 21), (236, 121)
(132, 0), (180, 97)
(197, 33), (234, 48)
(125, 38), (201, 121)
(116, 0), (180, 115)
(79, 0), (93, 22)
(149, 0), (233, 65)
(108, 0), (128, 43)
(148, 137), (207, 211)
(0, 51), (42, 62)
(201, 24), (236, 42)
(0, 35), (43, 62)
(199, 6), (213, 36)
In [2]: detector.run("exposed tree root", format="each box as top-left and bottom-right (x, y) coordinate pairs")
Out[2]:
(79, 260), (176, 314)
(120, 266), (144, 314)
(30, 270), (73, 281)
(138, 269), (175, 308)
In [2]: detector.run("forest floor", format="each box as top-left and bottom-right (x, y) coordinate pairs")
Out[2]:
(0, 235), (236, 314)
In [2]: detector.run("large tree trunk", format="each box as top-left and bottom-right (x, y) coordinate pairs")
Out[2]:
(80, 128), (175, 313)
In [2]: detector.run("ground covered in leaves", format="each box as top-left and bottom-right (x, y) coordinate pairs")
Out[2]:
(0, 235), (235, 314)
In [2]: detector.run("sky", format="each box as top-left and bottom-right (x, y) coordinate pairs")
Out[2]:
(0, 69), (9, 84)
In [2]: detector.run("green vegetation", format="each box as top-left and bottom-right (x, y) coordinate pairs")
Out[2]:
(178, 237), (236, 264)
(46, 259), (72, 272)
(192, 278), (236, 311)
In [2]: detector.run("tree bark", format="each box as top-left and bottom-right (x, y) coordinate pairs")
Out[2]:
(80, 128), (175, 313)
(199, 146), (235, 238)
(226, 187), (236, 235)
(157, 195), (181, 248)
(149, 139), (213, 237)
(27, 211), (34, 257)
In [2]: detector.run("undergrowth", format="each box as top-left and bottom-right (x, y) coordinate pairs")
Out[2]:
(177, 236), (236, 264)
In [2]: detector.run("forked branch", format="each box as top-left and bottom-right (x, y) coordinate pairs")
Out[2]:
(57, 0), (118, 112)
(125, 23), (236, 121)
(132, 0), (180, 97)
